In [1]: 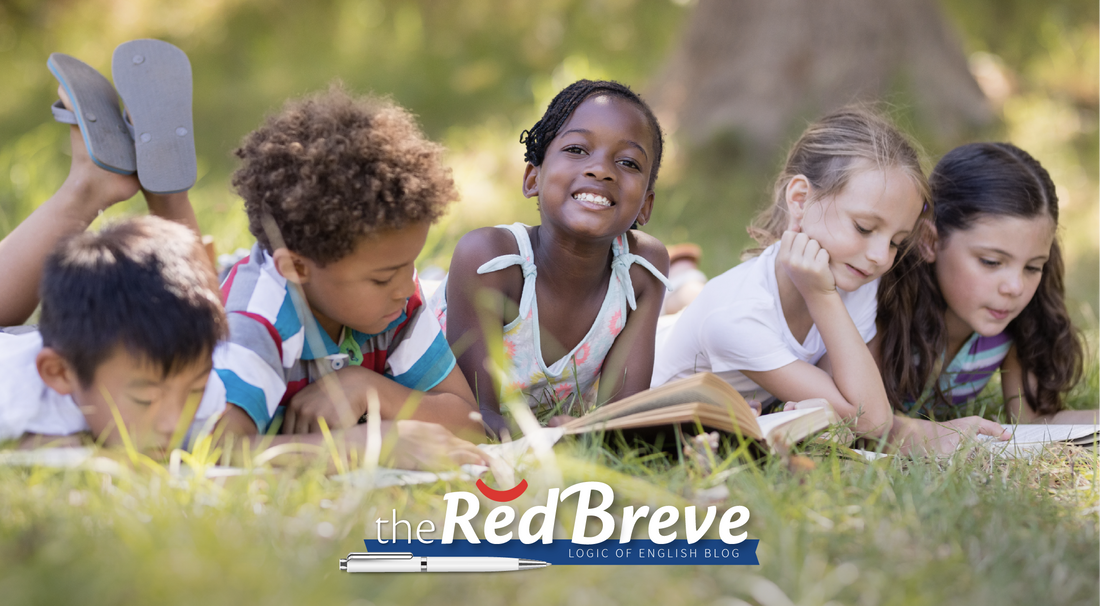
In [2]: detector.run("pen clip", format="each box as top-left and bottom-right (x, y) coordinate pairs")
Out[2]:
(344, 552), (414, 560)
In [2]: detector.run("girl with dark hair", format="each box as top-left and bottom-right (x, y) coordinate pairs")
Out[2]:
(431, 80), (671, 437)
(877, 142), (1096, 454)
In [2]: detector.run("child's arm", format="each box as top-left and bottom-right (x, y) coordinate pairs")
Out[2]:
(215, 405), (489, 470)
(282, 364), (484, 442)
(0, 94), (138, 325)
(441, 228), (526, 438)
(596, 231), (669, 404)
(868, 331), (1011, 454)
(744, 231), (893, 436)
(0, 90), (202, 326)
(1000, 346), (1099, 425)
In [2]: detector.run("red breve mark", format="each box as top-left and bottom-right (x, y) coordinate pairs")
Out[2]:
(476, 478), (528, 502)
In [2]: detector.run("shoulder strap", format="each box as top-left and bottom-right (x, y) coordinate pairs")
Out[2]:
(609, 233), (673, 310)
(475, 223), (538, 318)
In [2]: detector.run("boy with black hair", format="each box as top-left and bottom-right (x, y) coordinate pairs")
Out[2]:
(0, 216), (225, 453)
(0, 54), (487, 468)
(0, 48), (220, 452)
(213, 84), (483, 440)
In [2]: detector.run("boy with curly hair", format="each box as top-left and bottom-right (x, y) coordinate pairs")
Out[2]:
(212, 85), (482, 440)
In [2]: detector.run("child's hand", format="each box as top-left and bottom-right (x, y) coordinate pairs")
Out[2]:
(384, 420), (492, 470)
(57, 86), (140, 211)
(479, 408), (515, 441)
(747, 400), (762, 416)
(283, 367), (372, 434)
(778, 230), (836, 298)
(782, 398), (833, 413)
(914, 416), (1010, 455)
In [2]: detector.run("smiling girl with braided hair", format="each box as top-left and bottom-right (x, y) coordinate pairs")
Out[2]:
(431, 80), (671, 438)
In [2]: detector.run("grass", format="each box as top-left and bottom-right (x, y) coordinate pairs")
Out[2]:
(1, 311), (1096, 606)
(1, 376), (1097, 605)
(0, 444), (1094, 605)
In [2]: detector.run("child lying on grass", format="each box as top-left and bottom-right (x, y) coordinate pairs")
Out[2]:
(0, 43), (487, 471)
(876, 143), (1099, 454)
(432, 80), (671, 438)
(0, 216), (224, 456)
(213, 84), (483, 442)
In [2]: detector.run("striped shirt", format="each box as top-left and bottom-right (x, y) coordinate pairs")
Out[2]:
(206, 243), (456, 433)
(903, 331), (1013, 419)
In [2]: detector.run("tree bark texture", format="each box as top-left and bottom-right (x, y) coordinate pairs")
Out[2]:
(647, 0), (993, 152)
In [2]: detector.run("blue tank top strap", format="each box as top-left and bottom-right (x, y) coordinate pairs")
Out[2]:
(474, 223), (538, 318)
(609, 233), (673, 311)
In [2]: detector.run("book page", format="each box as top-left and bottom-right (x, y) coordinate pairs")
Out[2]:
(977, 424), (1099, 459)
(565, 373), (756, 430)
(574, 402), (765, 441)
(755, 408), (823, 436)
(997, 424), (1099, 444)
(757, 407), (834, 451)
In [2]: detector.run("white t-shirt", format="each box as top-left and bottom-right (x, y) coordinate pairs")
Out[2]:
(651, 242), (879, 404)
(0, 331), (225, 443)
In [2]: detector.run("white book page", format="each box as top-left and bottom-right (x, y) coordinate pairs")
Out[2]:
(983, 424), (1100, 444)
(756, 408), (826, 439)
(977, 424), (1099, 459)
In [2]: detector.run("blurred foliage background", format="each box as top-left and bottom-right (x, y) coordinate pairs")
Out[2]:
(0, 0), (1095, 322)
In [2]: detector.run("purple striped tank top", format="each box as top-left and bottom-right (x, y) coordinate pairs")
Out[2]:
(903, 331), (1013, 419)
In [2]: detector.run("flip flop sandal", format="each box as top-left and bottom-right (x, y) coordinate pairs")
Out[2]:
(47, 53), (136, 175)
(112, 39), (197, 194)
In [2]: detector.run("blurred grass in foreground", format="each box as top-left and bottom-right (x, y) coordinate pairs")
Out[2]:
(0, 341), (1096, 606)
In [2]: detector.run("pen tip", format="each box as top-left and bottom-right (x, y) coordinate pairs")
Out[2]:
(518, 559), (550, 569)
(339, 559), (347, 571)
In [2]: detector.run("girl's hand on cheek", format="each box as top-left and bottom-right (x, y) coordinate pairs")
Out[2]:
(779, 230), (836, 298)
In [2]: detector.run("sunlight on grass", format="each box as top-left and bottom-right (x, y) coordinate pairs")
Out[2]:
(3, 336), (1095, 604)
(1, 423), (1096, 605)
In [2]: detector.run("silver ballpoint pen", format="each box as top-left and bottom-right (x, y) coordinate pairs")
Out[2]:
(339, 552), (550, 573)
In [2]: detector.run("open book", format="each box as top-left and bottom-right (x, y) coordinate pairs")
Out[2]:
(559, 372), (838, 454)
(978, 423), (1099, 458)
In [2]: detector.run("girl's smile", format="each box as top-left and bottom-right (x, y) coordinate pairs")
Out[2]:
(523, 95), (656, 240)
(572, 191), (613, 208)
(846, 264), (872, 279)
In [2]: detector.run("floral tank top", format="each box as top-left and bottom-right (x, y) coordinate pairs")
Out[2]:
(430, 223), (671, 411)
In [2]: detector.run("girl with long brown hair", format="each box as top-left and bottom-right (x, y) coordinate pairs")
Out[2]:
(877, 142), (1096, 454)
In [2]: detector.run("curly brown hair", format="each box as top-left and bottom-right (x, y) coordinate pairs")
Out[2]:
(232, 84), (458, 265)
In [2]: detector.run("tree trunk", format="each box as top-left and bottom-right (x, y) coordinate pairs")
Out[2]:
(647, 0), (993, 153)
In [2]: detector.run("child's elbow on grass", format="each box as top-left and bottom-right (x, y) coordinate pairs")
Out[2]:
(855, 403), (894, 438)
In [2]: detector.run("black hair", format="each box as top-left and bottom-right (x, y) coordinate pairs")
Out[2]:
(38, 216), (227, 388)
(520, 79), (664, 190)
(878, 142), (1083, 416)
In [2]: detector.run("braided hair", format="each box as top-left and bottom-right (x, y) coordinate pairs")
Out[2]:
(520, 79), (664, 190)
